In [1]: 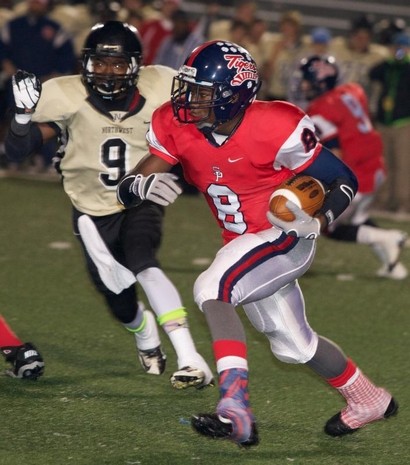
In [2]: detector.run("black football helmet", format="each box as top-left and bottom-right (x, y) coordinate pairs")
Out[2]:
(299, 55), (338, 100)
(81, 21), (143, 99)
(171, 40), (261, 131)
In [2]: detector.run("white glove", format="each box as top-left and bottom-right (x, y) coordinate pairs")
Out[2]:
(117, 172), (183, 208)
(12, 70), (41, 124)
(135, 173), (182, 206)
(267, 200), (321, 240)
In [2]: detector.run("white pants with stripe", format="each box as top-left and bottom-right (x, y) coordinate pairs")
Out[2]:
(194, 228), (319, 364)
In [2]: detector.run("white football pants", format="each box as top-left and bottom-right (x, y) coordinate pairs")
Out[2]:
(194, 227), (319, 364)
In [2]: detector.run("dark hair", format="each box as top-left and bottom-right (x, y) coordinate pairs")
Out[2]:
(171, 9), (189, 22)
(230, 19), (249, 32)
(374, 18), (407, 45)
(351, 14), (374, 33)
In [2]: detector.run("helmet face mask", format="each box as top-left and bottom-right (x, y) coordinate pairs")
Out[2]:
(171, 77), (236, 129)
(171, 41), (260, 131)
(81, 21), (143, 100)
(298, 55), (338, 101)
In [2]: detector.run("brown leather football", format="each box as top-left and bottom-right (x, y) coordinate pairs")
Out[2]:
(269, 175), (326, 222)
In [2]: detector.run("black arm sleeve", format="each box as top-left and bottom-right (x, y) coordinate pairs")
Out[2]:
(301, 146), (358, 225)
(116, 174), (143, 208)
(5, 119), (45, 163)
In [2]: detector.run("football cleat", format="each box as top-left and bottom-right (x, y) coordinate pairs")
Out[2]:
(137, 346), (166, 375)
(324, 397), (398, 437)
(170, 366), (214, 390)
(376, 230), (408, 280)
(377, 262), (408, 280)
(133, 310), (166, 375)
(192, 397), (259, 447)
(1, 342), (44, 380)
(191, 413), (259, 447)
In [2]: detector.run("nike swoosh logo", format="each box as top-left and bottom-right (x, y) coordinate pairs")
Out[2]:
(228, 157), (244, 163)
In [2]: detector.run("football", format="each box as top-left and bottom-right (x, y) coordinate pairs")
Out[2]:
(269, 175), (326, 221)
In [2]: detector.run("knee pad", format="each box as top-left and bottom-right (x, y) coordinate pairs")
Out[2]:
(266, 330), (318, 364)
(243, 281), (318, 364)
(194, 269), (219, 310)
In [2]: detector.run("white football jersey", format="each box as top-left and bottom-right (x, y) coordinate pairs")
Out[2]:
(32, 65), (176, 216)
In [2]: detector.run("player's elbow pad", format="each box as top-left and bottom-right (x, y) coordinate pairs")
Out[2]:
(319, 176), (357, 225)
(116, 175), (143, 208)
(5, 120), (43, 162)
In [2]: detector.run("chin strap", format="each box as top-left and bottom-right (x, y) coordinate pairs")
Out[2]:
(200, 112), (245, 144)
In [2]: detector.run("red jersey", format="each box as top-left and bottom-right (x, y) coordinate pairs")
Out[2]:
(147, 100), (322, 243)
(140, 19), (172, 65)
(305, 82), (385, 193)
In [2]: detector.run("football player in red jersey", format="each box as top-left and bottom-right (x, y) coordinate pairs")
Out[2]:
(294, 55), (407, 280)
(117, 40), (398, 446)
(0, 315), (44, 380)
(5, 21), (213, 389)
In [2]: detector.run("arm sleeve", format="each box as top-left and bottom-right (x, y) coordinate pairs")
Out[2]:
(301, 146), (358, 225)
(5, 120), (59, 163)
(116, 175), (143, 209)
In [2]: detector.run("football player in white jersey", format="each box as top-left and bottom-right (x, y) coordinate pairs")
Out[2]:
(5, 21), (213, 389)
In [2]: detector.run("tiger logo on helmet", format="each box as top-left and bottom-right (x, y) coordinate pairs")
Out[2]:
(171, 40), (261, 131)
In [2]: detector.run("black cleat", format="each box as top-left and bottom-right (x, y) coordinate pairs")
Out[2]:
(324, 397), (399, 437)
(1, 342), (44, 380)
(191, 413), (259, 447)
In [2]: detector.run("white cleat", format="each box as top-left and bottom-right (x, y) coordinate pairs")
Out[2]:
(133, 310), (166, 375)
(376, 230), (408, 280)
(137, 346), (166, 375)
(170, 351), (214, 389)
(170, 366), (214, 389)
(377, 262), (408, 280)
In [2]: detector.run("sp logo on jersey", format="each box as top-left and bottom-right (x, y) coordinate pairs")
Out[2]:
(213, 166), (223, 181)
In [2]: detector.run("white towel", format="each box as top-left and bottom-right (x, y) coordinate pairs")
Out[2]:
(78, 215), (136, 294)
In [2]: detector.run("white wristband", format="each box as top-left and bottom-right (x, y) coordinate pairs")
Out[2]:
(131, 174), (143, 197)
(15, 113), (32, 125)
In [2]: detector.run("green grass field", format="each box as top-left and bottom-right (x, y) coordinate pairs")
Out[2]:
(0, 177), (409, 465)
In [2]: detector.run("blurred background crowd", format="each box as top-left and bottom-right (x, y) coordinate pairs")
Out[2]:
(0, 0), (409, 215)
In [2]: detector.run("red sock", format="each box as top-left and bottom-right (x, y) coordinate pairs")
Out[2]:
(213, 339), (248, 373)
(0, 316), (23, 347)
(326, 358), (357, 388)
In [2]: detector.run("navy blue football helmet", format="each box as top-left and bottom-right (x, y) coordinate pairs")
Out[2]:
(171, 40), (261, 130)
(81, 21), (143, 99)
(299, 55), (338, 100)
